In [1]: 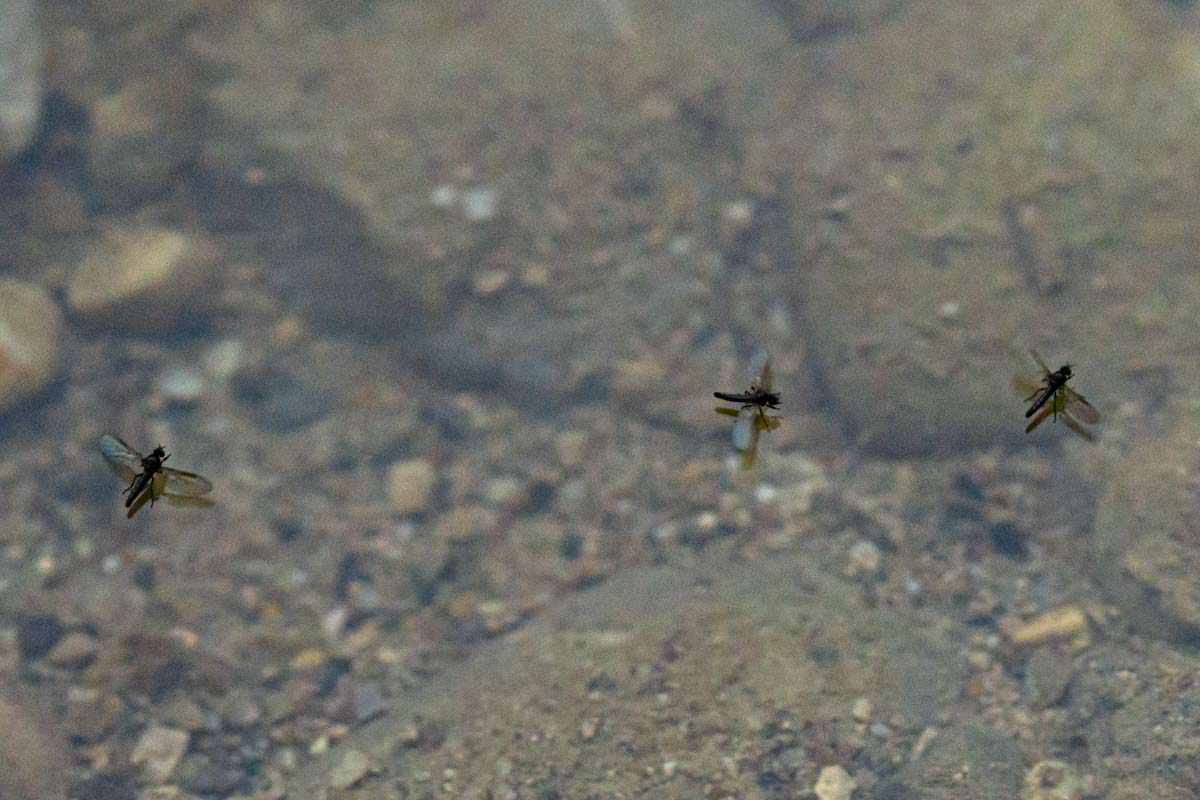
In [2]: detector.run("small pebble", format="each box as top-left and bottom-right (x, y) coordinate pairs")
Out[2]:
(520, 264), (551, 287)
(131, 724), (189, 783)
(157, 366), (205, 405)
(328, 749), (371, 790)
(47, 631), (97, 669)
(385, 459), (437, 514)
(203, 339), (243, 379)
(937, 300), (961, 319)
(220, 688), (262, 728)
(845, 540), (882, 577)
(351, 681), (387, 724)
(473, 269), (511, 296)
(555, 431), (587, 467)
(851, 697), (873, 722)
(484, 477), (524, 508)
(290, 648), (325, 672)
(430, 184), (457, 208)
(0, 280), (61, 413)
(1023, 759), (1083, 800)
(1011, 606), (1088, 647)
(719, 200), (754, 242)
(63, 686), (121, 742)
(814, 764), (857, 800)
(754, 484), (778, 504)
(1024, 648), (1074, 710)
(667, 235), (693, 257)
(461, 186), (498, 221)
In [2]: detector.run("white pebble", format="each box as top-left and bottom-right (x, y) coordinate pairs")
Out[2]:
(462, 187), (498, 221)
(430, 184), (458, 208)
(851, 696), (873, 722)
(845, 540), (882, 576)
(131, 724), (189, 783)
(754, 483), (778, 504)
(814, 765), (857, 800)
(158, 366), (205, 403)
(203, 339), (243, 379)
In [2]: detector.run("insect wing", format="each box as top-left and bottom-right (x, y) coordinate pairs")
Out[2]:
(748, 350), (772, 394)
(160, 467), (213, 498)
(1024, 404), (1053, 434)
(1063, 387), (1100, 425)
(1028, 350), (1052, 376)
(1061, 408), (1098, 442)
(758, 414), (782, 433)
(99, 434), (142, 484)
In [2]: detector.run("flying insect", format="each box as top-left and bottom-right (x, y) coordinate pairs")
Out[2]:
(714, 351), (782, 469)
(1016, 351), (1100, 441)
(98, 434), (214, 518)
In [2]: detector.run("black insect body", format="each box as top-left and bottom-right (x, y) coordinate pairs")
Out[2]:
(1024, 363), (1072, 421)
(714, 352), (782, 469)
(1017, 351), (1100, 440)
(123, 445), (169, 509)
(99, 434), (214, 518)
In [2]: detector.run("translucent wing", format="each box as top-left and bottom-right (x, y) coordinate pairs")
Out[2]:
(1024, 403), (1053, 434)
(1020, 383), (1097, 441)
(1012, 375), (1041, 397)
(128, 473), (213, 518)
(1029, 349), (1052, 376)
(125, 471), (166, 519)
(733, 407), (783, 470)
(160, 467), (213, 498)
(1060, 408), (1098, 442)
(748, 350), (772, 393)
(98, 434), (142, 483)
(1063, 387), (1100, 424)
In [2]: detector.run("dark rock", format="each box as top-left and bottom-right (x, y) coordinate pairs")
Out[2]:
(1024, 648), (1074, 709)
(17, 614), (64, 660)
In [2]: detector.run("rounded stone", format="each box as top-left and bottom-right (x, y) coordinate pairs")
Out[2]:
(0, 0), (41, 164)
(46, 631), (98, 669)
(67, 227), (220, 334)
(814, 765), (857, 800)
(386, 459), (437, 515)
(0, 280), (61, 413)
(788, 0), (1193, 456)
(157, 366), (206, 405)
